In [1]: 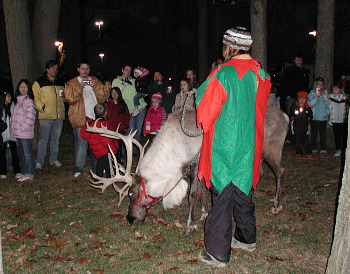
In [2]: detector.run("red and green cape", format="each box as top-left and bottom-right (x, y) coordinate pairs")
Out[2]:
(195, 57), (271, 195)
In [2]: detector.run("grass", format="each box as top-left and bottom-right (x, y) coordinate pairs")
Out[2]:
(0, 120), (342, 273)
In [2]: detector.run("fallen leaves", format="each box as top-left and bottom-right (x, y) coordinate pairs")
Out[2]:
(142, 253), (151, 259)
(20, 226), (35, 238)
(266, 255), (285, 262)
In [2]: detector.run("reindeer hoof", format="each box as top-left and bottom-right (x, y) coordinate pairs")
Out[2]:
(199, 213), (208, 221)
(185, 224), (198, 235)
(271, 205), (283, 214)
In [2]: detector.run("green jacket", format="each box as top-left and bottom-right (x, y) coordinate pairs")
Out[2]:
(33, 75), (65, 119)
(112, 76), (147, 113)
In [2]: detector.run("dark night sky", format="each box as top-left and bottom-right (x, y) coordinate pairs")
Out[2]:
(1, 0), (350, 89)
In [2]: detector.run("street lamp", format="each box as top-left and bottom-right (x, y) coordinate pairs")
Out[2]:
(98, 53), (104, 76)
(54, 41), (65, 66)
(95, 21), (104, 39)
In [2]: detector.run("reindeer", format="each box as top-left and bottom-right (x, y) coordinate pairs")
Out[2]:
(87, 106), (289, 233)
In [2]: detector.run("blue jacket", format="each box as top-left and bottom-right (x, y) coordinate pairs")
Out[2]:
(307, 89), (330, 121)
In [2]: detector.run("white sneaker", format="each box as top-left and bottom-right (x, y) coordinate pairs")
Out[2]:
(73, 172), (82, 178)
(132, 109), (140, 116)
(0, 175), (6, 179)
(50, 160), (62, 167)
(231, 237), (256, 252)
(35, 163), (42, 169)
(334, 150), (341, 157)
(15, 173), (23, 179)
(17, 176), (34, 182)
(320, 150), (327, 155)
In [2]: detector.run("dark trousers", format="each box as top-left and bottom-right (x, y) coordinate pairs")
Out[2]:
(0, 141), (21, 175)
(333, 123), (347, 151)
(310, 120), (327, 150)
(295, 130), (311, 155)
(96, 153), (111, 178)
(205, 183), (256, 263)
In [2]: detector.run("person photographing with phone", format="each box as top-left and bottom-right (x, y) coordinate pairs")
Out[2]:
(64, 59), (109, 177)
(307, 77), (330, 155)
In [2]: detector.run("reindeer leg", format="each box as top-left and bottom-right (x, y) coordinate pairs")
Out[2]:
(272, 166), (284, 214)
(186, 172), (200, 235)
(199, 178), (208, 221)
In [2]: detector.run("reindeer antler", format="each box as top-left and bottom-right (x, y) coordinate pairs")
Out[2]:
(86, 119), (149, 206)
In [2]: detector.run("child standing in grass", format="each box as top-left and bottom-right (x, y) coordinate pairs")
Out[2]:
(0, 91), (21, 179)
(328, 82), (349, 156)
(81, 103), (119, 178)
(11, 79), (36, 182)
(143, 93), (167, 142)
(307, 77), (330, 154)
(290, 91), (313, 157)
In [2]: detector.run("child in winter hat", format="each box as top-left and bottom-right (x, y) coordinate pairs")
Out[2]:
(132, 66), (150, 116)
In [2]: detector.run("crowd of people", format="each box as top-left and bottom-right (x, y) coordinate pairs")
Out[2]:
(0, 25), (348, 268)
(275, 55), (349, 158)
(0, 59), (199, 181)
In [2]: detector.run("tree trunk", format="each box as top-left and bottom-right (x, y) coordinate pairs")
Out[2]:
(3, 0), (36, 90)
(198, 0), (208, 83)
(250, 0), (268, 70)
(32, 0), (61, 75)
(212, 5), (224, 62)
(326, 115), (350, 272)
(314, 0), (335, 92)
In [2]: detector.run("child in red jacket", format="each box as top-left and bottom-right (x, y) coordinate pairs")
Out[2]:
(81, 103), (118, 178)
(143, 93), (167, 141)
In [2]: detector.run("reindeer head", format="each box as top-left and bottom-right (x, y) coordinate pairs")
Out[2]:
(86, 119), (148, 207)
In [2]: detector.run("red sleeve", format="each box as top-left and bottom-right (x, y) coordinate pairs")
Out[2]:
(196, 76), (228, 132)
(80, 124), (88, 140)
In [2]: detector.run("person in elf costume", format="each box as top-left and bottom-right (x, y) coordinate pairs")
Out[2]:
(196, 26), (271, 267)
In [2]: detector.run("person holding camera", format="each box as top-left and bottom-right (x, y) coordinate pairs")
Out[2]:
(64, 59), (109, 177)
(307, 77), (330, 154)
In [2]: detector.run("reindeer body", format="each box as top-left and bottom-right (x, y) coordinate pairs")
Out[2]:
(127, 106), (289, 230)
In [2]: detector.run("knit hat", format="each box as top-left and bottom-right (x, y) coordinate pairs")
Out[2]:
(223, 26), (253, 51)
(134, 66), (149, 78)
(297, 91), (308, 100)
(151, 93), (162, 103)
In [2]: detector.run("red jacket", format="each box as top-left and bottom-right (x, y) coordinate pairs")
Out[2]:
(106, 100), (130, 133)
(143, 106), (167, 135)
(80, 119), (118, 158)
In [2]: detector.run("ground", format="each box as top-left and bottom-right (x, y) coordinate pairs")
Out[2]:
(0, 120), (342, 273)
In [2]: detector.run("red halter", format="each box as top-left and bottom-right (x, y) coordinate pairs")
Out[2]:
(132, 179), (158, 213)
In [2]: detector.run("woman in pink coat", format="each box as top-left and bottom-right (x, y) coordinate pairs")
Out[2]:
(11, 79), (36, 181)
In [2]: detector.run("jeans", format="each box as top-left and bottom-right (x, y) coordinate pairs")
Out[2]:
(73, 127), (97, 174)
(127, 107), (147, 153)
(133, 93), (145, 107)
(36, 119), (63, 165)
(17, 138), (34, 178)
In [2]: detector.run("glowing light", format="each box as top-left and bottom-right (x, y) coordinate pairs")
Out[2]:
(309, 30), (317, 37)
(95, 21), (104, 26)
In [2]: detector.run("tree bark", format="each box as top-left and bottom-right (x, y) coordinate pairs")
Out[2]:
(3, 0), (36, 90)
(198, 0), (208, 83)
(32, 0), (61, 75)
(314, 0), (335, 92)
(250, 0), (268, 70)
(326, 117), (350, 272)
